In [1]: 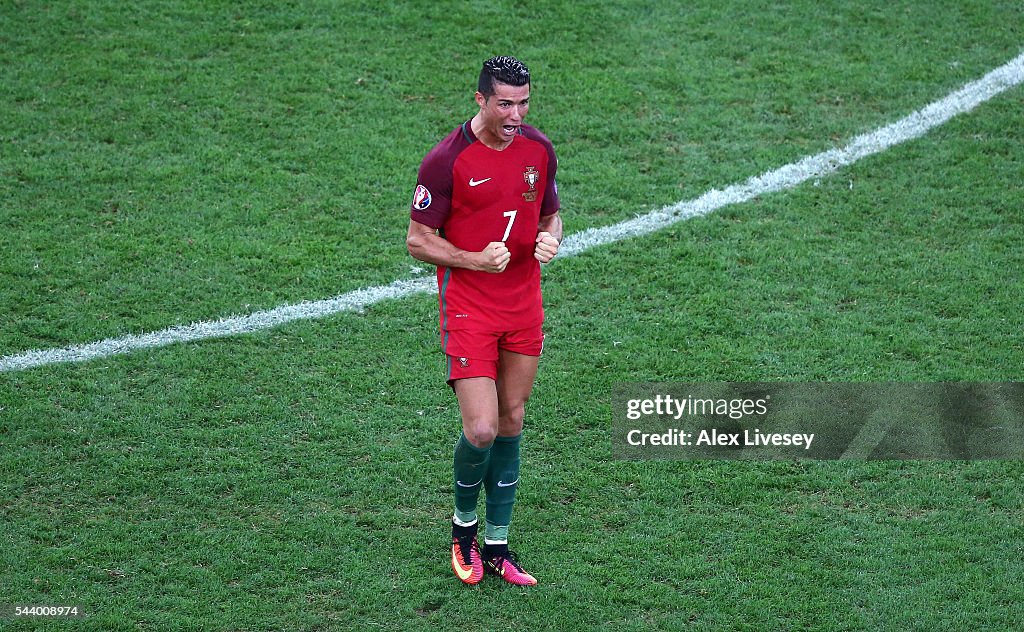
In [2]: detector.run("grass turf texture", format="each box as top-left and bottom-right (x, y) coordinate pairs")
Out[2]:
(2, 0), (1023, 629)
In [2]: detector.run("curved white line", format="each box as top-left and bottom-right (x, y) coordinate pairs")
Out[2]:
(2, 51), (1022, 373)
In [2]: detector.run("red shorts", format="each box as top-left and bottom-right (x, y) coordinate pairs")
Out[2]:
(443, 325), (544, 383)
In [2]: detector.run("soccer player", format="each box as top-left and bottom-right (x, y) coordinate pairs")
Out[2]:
(406, 56), (562, 586)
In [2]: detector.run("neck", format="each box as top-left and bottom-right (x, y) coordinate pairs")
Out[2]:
(470, 113), (513, 151)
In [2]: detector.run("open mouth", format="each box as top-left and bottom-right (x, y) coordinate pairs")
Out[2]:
(502, 125), (518, 136)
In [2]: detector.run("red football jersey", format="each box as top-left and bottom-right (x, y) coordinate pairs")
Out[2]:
(411, 121), (559, 332)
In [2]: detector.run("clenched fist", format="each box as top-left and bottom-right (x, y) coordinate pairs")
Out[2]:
(478, 241), (511, 273)
(534, 232), (560, 263)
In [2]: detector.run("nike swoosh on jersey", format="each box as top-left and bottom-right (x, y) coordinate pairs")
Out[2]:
(451, 547), (474, 581)
(456, 479), (482, 488)
(468, 177), (492, 187)
(496, 478), (520, 488)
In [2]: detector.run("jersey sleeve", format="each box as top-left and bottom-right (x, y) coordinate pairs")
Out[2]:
(411, 125), (475, 229)
(410, 148), (453, 229)
(541, 149), (559, 217)
(524, 126), (561, 216)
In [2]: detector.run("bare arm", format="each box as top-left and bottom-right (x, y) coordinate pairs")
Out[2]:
(534, 211), (563, 263)
(406, 219), (510, 273)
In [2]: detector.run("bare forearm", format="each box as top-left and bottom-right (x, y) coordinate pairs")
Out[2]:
(407, 230), (480, 270)
(538, 212), (563, 243)
(534, 211), (563, 263)
(406, 220), (510, 273)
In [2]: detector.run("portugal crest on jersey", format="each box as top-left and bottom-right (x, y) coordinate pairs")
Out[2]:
(522, 166), (539, 202)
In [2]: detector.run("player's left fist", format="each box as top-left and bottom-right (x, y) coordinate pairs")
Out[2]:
(534, 232), (560, 263)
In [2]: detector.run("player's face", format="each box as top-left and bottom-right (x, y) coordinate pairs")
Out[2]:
(475, 81), (530, 145)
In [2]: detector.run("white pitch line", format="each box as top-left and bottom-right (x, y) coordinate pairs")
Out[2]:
(2, 51), (1023, 373)
(560, 50), (1024, 255)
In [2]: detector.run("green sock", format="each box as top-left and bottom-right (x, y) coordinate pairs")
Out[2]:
(484, 433), (521, 542)
(453, 432), (491, 525)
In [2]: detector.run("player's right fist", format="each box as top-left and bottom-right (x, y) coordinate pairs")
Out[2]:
(478, 241), (510, 273)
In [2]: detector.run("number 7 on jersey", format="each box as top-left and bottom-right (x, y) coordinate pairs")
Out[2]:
(502, 210), (518, 242)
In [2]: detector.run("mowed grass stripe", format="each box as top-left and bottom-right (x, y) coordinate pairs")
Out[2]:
(2, 49), (1022, 374)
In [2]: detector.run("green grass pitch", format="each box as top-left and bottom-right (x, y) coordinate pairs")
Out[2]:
(2, 1), (1023, 630)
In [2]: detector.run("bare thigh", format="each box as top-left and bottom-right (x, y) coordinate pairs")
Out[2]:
(495, 350), (540, 437)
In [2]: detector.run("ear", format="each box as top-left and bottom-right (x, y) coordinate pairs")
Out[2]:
(474, 91), (487, 109)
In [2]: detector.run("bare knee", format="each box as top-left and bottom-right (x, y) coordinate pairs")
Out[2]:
(498, 400), (526, 436)
(463, 416), (498, 447)
(453, 377), (500, 447)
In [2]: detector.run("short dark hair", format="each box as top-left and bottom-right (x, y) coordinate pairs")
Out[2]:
(477, 56), (530, 97)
